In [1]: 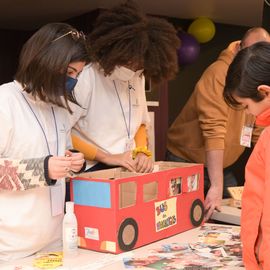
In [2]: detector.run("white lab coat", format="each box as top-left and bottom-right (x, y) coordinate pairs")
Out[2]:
(70, 64), (150, 167)
(0, 81), (72, 261)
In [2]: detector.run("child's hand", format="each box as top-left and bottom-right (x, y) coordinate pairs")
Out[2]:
(65, 150), (85, 173)
(48, 155), (72, 179)
(134, 153), (154, 173)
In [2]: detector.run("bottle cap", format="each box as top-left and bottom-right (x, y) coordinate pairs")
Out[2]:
(65, 201), (74, 213)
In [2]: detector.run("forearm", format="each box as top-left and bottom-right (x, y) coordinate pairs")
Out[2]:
(94, 148), (113, 164)
(204, 149), (224, 220)
(206, 149), (224, 191)
(0, 157), (47, 191)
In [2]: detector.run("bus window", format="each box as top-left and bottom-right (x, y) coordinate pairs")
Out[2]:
(119, 181), (137, 208)
(143, 181), (158, 202)
(187, 174), (199, 192)
(169, 177), (182, 196)
(73, 180), (111, 208)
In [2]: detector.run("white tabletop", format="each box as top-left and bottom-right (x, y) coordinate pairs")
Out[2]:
(1, 224), (243, 270)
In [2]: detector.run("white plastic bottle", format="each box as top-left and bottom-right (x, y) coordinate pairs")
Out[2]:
(63, 201), (78, 257)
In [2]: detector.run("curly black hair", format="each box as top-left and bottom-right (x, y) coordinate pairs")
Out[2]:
(88, 0), (180, 82)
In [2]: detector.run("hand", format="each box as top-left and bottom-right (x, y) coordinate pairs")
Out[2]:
(204, 185), (223, 221)
(134, 153), (154, 173)
(100, 151), (137, 172)
(65, 150), (85, 173)
(48, 155), (72, 179)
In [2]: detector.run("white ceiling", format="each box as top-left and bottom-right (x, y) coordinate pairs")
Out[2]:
(0, 0), (265, 30)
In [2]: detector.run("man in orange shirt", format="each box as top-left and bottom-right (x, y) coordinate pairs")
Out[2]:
(167, 27), (270, 220)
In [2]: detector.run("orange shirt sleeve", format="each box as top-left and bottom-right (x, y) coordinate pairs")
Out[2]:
(71, 134), (97, 161)
(134, 124), (148, 147)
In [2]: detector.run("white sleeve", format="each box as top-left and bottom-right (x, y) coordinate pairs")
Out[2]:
(65, 124), (73, 150)
(0, 109), (13, 157)
(139, 76), (151, 126)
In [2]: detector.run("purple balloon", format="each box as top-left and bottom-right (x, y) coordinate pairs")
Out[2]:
(177, 31), (200, 65)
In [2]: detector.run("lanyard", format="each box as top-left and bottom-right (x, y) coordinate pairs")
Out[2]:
(113, 80), (131, 139)
(21, 93), (59, 155)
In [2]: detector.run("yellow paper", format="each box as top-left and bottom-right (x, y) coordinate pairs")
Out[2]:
(33, 252), (63, 269)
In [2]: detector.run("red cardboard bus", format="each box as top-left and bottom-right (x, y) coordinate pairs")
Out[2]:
(70, 161), (204, 254)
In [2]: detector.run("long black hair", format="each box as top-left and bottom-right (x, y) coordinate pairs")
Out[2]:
(15, 22), (90, 113)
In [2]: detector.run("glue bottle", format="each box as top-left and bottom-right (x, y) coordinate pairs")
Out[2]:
(63, 201), (78, 257)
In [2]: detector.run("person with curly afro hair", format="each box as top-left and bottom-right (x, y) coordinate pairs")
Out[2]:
(69, 0), (179, 176)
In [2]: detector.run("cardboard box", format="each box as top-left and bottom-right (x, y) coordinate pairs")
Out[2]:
(210, 199), (241, 225)
(227, 186), (243, 208)
(70, 161), (204, 254)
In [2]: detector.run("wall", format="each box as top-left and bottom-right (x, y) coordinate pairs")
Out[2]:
(168, 22), (249, 125)
(0, 9), (100, 85)
(0, 29), (32, 84)
(263, 1), (270, 32)
(65, 9), (101, 33)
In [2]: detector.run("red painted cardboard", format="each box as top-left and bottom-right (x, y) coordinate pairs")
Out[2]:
(70, 161), (204, 254)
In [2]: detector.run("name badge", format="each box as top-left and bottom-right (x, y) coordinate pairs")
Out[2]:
(50, 183), (64, 216)
(240, 126), (253, 147)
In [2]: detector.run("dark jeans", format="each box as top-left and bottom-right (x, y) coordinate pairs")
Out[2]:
(165, 150), (237, 198)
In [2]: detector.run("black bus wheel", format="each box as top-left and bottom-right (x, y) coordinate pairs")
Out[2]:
(190, 199), (204, 227)
(118, 218), (138, 251)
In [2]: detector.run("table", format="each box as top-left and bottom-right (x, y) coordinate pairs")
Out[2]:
(211, 199), (241, 225)
(1, 223), (243, 270)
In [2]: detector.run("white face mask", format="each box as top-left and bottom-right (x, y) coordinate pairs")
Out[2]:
(110, 66), (136, 81)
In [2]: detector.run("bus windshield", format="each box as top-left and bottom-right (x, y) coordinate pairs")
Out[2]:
(73, 180), (111, 208)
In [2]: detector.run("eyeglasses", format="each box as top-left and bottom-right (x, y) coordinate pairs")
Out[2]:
(52, 30), (86, 42)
